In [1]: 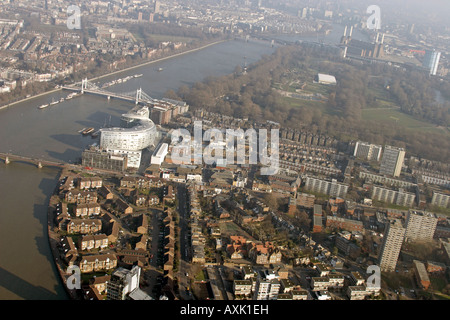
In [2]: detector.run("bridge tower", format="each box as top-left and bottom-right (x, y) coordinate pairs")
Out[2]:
(136, 88), (142, 105)
(5, 156), (10, 164)
(81, 78), (88, 94)
(37, 161), (42, 169)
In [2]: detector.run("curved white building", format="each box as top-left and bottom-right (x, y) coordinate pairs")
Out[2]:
(100, 106), (158, 168)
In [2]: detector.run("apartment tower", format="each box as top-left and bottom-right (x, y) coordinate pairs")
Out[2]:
(379, 145), (405, 177)
(378, 219), (405, 271)
(405, 210), (438, 242)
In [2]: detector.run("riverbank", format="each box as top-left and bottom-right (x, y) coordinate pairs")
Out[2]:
(0, 87), (62, 111)
(46, 166), (80, 300)
(0, 38), (230, 112)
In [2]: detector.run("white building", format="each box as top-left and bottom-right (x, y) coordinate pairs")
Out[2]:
(423, 49), (441, 76)
(378, 219), (405, 271)
(253, 270), (281, 300)
(151, 143), (168, 166)
(371, 186), (416, 207)
(107, 266), (150, 300)
(431, 191), (450, 208)
(100, 106), (157, 168)
(316, 73), (336, 85)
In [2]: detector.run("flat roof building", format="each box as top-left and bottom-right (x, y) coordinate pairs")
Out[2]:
(378, 219), (405, 272)
(354, 141), (382, 161)
(151, 143), (168, 166)
(379, 145), (405, 177)
(405, 210), (438, 243)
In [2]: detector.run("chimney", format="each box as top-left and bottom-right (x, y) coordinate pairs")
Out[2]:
(343, 25), (347, 37)
(349, 26), (353, 37)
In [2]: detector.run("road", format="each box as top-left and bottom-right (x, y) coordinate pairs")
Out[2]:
(175, 183), (194, 300)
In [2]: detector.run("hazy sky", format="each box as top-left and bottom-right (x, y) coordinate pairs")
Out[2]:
(278, 0), (450, 29)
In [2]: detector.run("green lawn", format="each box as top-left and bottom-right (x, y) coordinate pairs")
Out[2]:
(284, 96), (340, 116)
(362, 108), (448, 135)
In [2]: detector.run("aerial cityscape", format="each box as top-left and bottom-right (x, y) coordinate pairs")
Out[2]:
(0, 0), (449, 309)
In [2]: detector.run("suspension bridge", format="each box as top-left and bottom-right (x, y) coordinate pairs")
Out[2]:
(62, 78), (158, 105)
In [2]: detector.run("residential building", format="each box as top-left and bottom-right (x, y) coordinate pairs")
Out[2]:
(79, 253), (117, 273)
(353, 141), (382, 161)
(431, 191), (450, 208)
(296, 192), (315, 208)
(328, 274), (345, 289)
(379, 145), (405, 177)
(66, 219), (102, 234)
(291, 289), (310, 300)
(280, 278), (295, 293)
(304, 176), (349, 198)
(107, 266), (151, 300)
(335, 234), (361, 259)
(423, 49), (441, 75)
(310, 277), (329, 291)
(62, 237), (78, 266)
(378, 219), (405, 271)
(87, 275), (110, 300)
(82, 146), (128, 172)
(313, 204), (323, 233)
(150, 105), (172, 125)
(359, 170), (416, 188)
(405, 210), (438, 242)
(65, 190), (98, 204)
(253, 270), (281, 300)
(233, 280), (252, 299)
(79, 234), (109, 251)
(248, 242), (282, 265)
(116, 198), (133, 215)
(347, 286), (369, 300)
(100, 106), (158, 168)
(371, 185), (416, 207)
(74, 203), (101, 217)
(349, 271), (365, 286)
(98, 185), (114, 200)
(78, 177), (103, 189)
(326, 216), (364, 232)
